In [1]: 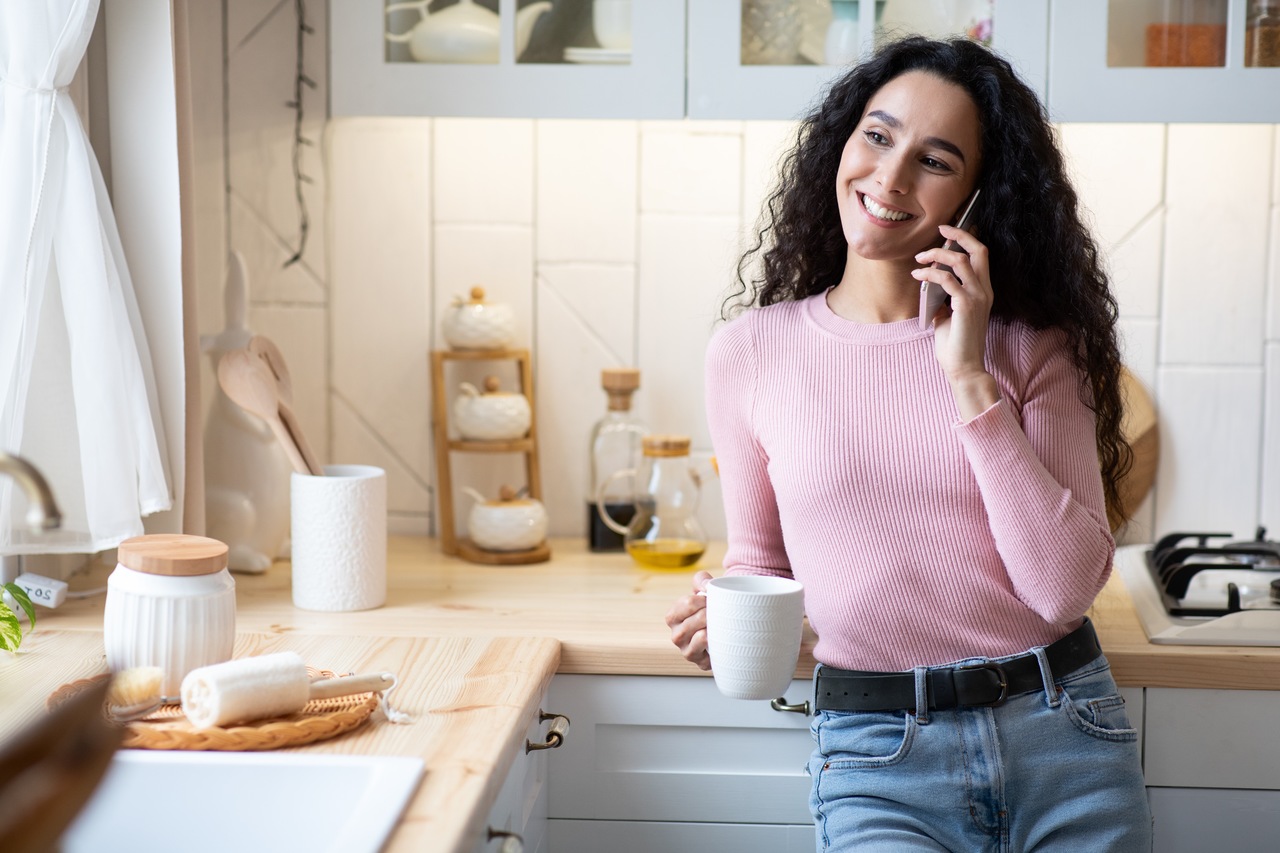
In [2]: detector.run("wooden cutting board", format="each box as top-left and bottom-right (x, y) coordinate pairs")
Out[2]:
(1114, 367), (1159, 531)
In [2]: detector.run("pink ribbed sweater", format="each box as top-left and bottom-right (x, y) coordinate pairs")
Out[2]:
(705, 292), (1115, 671)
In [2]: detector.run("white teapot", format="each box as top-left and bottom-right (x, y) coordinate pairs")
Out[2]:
(385, 0), (551, 64)
(454, 376), (531, 441)
(442, 286), (516, 351)
(463, 485), (548, 551)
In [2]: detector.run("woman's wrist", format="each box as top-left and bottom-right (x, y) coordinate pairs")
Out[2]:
(948, 370), (1001, 421)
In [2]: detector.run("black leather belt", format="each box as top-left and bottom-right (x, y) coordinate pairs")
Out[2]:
(813, 619), (1103, 713)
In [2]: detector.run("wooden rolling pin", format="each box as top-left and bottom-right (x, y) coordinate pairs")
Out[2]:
(180, 651), (394, 728)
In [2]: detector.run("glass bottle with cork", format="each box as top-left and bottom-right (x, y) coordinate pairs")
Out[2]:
(1247, 0), (1280, 66)
(586, 368), (646, 551)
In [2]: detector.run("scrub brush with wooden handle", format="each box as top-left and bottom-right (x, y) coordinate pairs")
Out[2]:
(104, 667), (165, 723)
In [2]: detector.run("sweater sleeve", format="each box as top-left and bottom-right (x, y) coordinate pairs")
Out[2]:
(952, 327), (1115, 624)
(704, 314), (793, 580)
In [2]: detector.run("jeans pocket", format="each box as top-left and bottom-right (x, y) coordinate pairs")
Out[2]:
(1061, 685), (1138, 742)
(814, 709), (916, 769)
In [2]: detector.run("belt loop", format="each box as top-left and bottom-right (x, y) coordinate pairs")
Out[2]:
(1031, 646), (1060, 707)
(913, 666), (929, 724)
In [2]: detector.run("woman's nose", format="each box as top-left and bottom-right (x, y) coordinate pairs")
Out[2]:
(875, 153), (911, 194)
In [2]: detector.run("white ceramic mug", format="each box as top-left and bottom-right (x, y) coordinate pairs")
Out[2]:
(593, 0), (631, 50)
(290, 465), (387, 612)
(705, 575), (805, 700)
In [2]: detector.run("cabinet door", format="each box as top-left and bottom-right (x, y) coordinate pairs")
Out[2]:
(547, 674), (814, 824)
(330, 0), (686, 118)
(476, 704), (561, 853)
(1048, 0), (1280, 121)
(687, 0), (1047, 120)
(1144, 688), (1280, 789)
(549, 818), (815, 853)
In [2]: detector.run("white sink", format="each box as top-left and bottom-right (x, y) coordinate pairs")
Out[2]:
(60, 750), (424, 853)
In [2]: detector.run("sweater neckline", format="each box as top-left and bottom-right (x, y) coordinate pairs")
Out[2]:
(802, 289), (935, 346)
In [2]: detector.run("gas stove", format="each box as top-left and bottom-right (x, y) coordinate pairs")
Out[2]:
(1113, 530), (1280, 646)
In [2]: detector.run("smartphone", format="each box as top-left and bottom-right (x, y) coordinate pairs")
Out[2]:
(918, 189), (982, 330)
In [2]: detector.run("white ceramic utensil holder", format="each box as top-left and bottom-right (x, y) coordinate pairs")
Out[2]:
(290, 465), (387, 612)
(103, 535), (236, 700)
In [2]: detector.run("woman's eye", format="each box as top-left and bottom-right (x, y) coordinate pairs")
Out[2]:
(863, 130), (888, 145)
(921, 156), (951, 172)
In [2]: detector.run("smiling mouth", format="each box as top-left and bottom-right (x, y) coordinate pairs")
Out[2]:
(860, 193), (913, 222)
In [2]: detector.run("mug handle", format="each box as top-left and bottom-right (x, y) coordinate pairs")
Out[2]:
(595, 468), (636, 536)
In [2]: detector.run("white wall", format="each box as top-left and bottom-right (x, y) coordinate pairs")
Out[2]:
(214, 0), (1280, 548)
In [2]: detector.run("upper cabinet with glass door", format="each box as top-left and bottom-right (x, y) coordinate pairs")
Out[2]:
(687, 0), (1049, 119)
(329, 0), (686, 118)
(1047, 0), (1280, 121)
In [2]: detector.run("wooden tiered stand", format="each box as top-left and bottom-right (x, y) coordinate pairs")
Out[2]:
(430, 348), (549, 564)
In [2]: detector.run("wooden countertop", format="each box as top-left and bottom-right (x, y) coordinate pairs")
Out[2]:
(9, 536), (1280, 852)
(0, 630), (558, 853)
(39, 536), (1280, 690)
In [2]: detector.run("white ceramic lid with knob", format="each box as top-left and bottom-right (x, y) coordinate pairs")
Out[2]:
(454, 375), (531, 441)
(442, 286), (516, 350)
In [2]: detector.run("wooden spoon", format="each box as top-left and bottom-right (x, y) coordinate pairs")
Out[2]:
(248, 334), (293, 406)
(217, 349), (320, 476)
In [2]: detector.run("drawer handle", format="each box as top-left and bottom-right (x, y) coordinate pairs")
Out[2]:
(487, 828), (524, 853)
(770, 696), (811, 715)
(525, 710), (570, 752)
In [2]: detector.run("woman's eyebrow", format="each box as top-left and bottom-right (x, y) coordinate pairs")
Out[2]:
(863, 109), (966, 163)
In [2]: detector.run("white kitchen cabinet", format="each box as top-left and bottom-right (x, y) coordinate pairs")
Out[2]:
(545, 673), (814, 850)
(687, 0), (1048, 120)
(330, 1), (1280, 122)
(1047, 0), (1280, 122)
(476, 705), (569, 853)
(551, 819), (816, 851)
(1141, 688), (1280, 853)
(329, 0), (686, 118)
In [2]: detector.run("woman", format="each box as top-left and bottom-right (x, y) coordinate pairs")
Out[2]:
(666, 37), (1151, 852)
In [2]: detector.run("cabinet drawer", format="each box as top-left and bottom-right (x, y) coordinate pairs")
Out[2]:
(547, 674), (813, 824)
(1148, 787), (1280, 852)
(549, 819), (813, 853)
(1144, 688), (1280, 789)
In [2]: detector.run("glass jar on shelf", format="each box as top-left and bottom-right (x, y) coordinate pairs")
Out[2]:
(1246, 0), (1280, 66)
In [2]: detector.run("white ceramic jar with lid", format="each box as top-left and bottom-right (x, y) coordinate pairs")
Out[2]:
(441, 286), (516, 350)
(103, 534), (236, 700)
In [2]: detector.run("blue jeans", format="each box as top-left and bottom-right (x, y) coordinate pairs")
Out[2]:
(807, 653), (1152, 852)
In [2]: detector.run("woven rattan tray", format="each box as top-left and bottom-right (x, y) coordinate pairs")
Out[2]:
(47, 670), (380, 751)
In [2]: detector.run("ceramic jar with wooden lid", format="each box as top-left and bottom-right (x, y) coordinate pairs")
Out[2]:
(103, 534), (236, 700)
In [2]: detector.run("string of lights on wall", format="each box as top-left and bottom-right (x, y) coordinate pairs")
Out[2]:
(284, 0), (316, 268)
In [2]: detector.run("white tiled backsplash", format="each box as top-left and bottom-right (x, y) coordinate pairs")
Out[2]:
(214, 3), (1280, 549)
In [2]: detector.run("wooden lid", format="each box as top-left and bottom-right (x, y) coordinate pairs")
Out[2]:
(642, 434), (691, 457)
(601, 368), (640, 393)
(116, 534), (229, 576)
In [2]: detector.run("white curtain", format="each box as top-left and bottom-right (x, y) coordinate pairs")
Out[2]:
(0, 0), (171, 554)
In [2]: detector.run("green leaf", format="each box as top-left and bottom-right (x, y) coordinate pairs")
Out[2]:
(0, 605), (20, 652)
(3, 583), (35, 630)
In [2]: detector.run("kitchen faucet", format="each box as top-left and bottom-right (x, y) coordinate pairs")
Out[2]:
(0, 452), (63, 586)
(0, 452), (62, 531)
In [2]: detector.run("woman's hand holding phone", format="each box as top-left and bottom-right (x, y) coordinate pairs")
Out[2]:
(913, 215), (1001, 420)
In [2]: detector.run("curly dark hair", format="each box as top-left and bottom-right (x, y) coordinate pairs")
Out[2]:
(727, 35), (1133, 529)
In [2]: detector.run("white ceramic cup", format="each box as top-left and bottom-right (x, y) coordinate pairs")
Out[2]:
(593, 0), (632, 50)
(290, 465), (387, 612)
(704, 575), (805, 700)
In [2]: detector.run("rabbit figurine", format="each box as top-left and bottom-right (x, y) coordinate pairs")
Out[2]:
(200, 251), (291, 573)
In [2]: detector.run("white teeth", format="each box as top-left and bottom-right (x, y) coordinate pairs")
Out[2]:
(861, 194), (911, 221)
